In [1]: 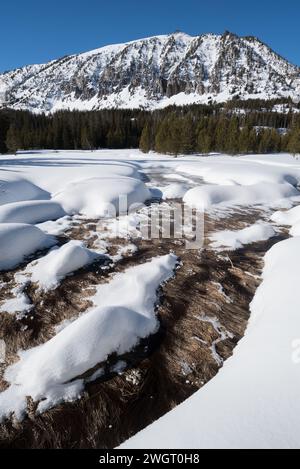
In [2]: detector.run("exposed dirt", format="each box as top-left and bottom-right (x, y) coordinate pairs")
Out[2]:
(0, 204), (285, 448)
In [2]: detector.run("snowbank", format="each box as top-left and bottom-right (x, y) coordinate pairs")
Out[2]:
(0, 224), (55, 271)
(0, 254), (178, 420)
(54, 176), (150, 218)
(0, 273), (33, 315)
(210, 223), (276, 250)
(122, 237), (300, 449)
(0, 200), (65, 224)
(271, 204), (300, 237)
(271, 204), (300, 226)
(36, 216), (73, 236)
(290, 221), (300, 237)
(0, 179), (49, 206)
(26, 241), (99, 291)
(1, 153), (143, 195)
(183, 182), (298, 210)
(161, 183), (189, 200)
(176, 155), (300, 187)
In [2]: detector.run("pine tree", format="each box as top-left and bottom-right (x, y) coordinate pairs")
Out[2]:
(80, 126), (92, 150)
(63, 124), (73, 149)
(288, 125), (300, 157)
(5, 124), (20, 153)
(155, 117), (170, 154)
(179, 115), (195, 154)
(139, 124), (152, 153)
(238, 126), (251, 154)
(225, 116), (240, 154)
(215, 116), (228, 152)
(0, 113), (9, 153)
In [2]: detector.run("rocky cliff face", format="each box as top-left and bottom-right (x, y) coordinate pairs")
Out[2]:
(0, 31), (299, 112)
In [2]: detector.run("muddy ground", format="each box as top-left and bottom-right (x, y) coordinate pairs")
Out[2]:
(0, 204), (285, 448)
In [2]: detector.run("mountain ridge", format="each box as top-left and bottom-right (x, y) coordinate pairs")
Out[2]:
(0, 31), (299, 113)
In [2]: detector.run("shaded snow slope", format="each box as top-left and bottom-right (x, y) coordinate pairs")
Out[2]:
(122, 237), (300, 449)
(0, 200), (65, 224)
(0, 224), (55, 271)
(0, 179), (49, 206)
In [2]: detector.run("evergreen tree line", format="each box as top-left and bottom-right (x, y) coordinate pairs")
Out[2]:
(140, 113), (300, 155)
(0, 99), (299, 155)
(0, 109), (146, 153)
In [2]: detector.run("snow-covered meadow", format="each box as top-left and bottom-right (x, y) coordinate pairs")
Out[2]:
(1, 149), (300, 448)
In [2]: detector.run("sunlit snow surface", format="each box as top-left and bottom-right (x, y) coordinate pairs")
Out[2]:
(122, 236), (300, 449)
(1, 32), (300, 112)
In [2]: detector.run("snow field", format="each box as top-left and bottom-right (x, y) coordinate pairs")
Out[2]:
(1, 150), (300, 444)
(0, 153), (151, 271)
(183, 182), (299, 211)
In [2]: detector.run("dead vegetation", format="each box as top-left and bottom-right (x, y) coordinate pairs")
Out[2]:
(0, 206), (285, 448)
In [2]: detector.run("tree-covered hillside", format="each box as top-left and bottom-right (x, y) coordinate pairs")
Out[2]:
(0, 99), (300, 155)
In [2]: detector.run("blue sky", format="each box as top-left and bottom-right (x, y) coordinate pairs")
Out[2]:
(1, 0), (300, 72)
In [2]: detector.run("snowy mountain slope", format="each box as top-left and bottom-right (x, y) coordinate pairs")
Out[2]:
(0, 31), (300, 112)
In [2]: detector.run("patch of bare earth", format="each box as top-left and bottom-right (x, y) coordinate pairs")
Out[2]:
(0, 205), (284, 448)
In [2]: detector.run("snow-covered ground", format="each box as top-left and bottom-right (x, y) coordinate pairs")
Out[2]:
(25, 241), (100, 291)
(0, 223), (55, 270)
(1, 149), (300, 447)
(0, 254), (178, 420)
(122, 236), (300, 449)
(210, 223), (277, 250)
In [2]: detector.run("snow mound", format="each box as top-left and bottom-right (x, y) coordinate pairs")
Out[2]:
(36, 216), (73, 236)
(271, 204), (300, 237)
(0, 179), (49, 206)
(0, 200), (65, 224)
(122, 237), (300, 449)
(0, 224), (55, 271)
(0, 254), (178, 420)
(26, 241), (99, 291)
(290, 220), (300, 237)
(271, 204), (300, 226)
(53, 176), (150, 218)
(0, 293), (32, 316)
(176, 157), (300, 187)
(161, 183), (189, 200)
(210, 223), (276, 250)
(183, 182), (299, 210)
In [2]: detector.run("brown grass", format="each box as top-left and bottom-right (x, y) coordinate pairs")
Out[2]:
(0, 207), (284, 448)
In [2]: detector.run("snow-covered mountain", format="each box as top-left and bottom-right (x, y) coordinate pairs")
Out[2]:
(0, 31), (300, 113)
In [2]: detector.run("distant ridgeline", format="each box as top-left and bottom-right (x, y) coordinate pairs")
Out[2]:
(0, 98), (300, 155)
